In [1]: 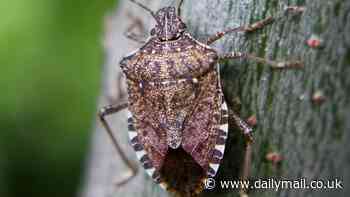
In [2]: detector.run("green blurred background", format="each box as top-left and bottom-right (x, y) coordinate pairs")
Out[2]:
(0, 0), (117, 196)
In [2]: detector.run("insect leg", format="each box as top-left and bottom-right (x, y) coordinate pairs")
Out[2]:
(107, 74), (128, 104)
(124, 12), (147, 44)
(98, 102), (139, 186)
(219, 52), (303, 69)
(205, 6), (305, 45)
(240, 141), (253, 197)
(229, 109), (253, 196)
(206, 16), (274, 45)
(229, 109), (253, 143)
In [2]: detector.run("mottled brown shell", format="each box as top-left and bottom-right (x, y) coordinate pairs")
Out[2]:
(120, 33), (218, 81)
(120, 33), (229, 194)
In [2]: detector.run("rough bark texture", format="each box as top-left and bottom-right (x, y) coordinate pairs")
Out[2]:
(81, 0), (349, 197)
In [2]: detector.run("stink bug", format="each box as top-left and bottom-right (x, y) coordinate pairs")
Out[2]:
(98, 0), (303, 196)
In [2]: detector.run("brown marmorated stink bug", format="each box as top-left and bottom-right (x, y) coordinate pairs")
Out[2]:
(99, 0), (304, 196)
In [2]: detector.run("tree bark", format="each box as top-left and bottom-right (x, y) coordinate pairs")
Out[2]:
(81, 0), (349, 197)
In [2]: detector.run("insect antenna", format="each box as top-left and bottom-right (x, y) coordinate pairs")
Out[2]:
(177, 0), (184, 17)
(129, 0), (157, 19)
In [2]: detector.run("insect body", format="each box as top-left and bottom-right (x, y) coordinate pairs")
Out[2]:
(120, 6), (228, 195)
(99, 1), (303, 196)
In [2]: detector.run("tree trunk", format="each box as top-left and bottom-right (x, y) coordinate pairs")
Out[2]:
(81, 0), (349, 197)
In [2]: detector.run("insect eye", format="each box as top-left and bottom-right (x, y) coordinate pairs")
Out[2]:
(179, 22), (186, 30)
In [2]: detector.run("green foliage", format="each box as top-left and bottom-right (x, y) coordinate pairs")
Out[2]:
(0, 0), (117, 196)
